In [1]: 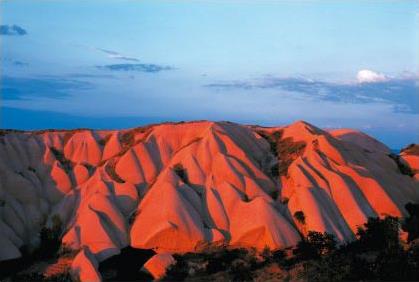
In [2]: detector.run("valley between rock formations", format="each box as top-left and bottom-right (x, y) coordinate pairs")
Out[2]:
(0, 120), (418, 281)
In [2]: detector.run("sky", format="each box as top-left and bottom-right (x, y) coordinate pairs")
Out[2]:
(0, 0), (418, 149)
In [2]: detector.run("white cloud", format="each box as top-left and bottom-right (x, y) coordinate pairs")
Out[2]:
(356, 69), (387, 83)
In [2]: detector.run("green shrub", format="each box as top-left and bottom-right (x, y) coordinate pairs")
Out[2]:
(281, 197), (289, 205)
(105, 160), (125, 183)
(120, 131), (136, 149)
(164, 256), (189, 281)
(10, 271), (72, 282)
(304, 252), (351, 282)
(27, 166), (36, 173)
(402, 202), (419, 242)
(256, 130), (280, 156)
(228, 258), (254, 281)
(271, 163), (279, 177)
(120, 126), (153, 151)
(257, 130), (306, 177)
(388, 153), (414, 176)
(128, 210), (139, 225)
(242, 194), (250, 202)
(37, 215), (63, 259)
(271, 249), (286, 263)
(204, 248), (253, 274)
(82, 163), (95, 175)
(173, 163), (188, 183)
(270, 190), (279, 200)
(356, 216), (400, 251)
(164, 248), (259, 281)
(294, 231), (337, 260)
(293, 211), (306, 225)
(276, 138), (306, 176)
(49, 147), (73, 172)
(374, 247), (412, 281)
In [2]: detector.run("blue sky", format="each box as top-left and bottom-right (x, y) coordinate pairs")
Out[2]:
(1, 0), (418, 148)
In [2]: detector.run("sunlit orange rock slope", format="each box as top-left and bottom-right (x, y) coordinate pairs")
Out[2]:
(0, 121), (418, 280)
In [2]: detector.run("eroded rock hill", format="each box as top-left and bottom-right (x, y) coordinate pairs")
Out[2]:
(0, 121), (418, 280)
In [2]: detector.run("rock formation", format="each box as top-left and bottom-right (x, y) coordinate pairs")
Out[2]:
(0, 121), (417, 280)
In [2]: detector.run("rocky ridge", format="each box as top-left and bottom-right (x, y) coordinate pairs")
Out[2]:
(0, 121), (417, 280)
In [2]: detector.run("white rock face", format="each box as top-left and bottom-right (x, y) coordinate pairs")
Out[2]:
(0, 121), (418, 281)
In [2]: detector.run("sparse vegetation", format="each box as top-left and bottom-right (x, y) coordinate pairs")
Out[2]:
(62, 132), (74, 146)
(356, 215), (400, 251)
(281, 197), (289, 205)
(163, 216), (419, 282)
(120, 131), (136, 149)
(120, 126), (153, 151)
(164, 247), (261, 281)
(257, 130), (306, 177)
(296, 216), (419, 281)
(173, 163), (188, 183)
(27, 166), (36, 173)
(82, 162), (95, 175)
(128, 210), (139, 225)
(0, 129), (25, 137)
(402, 202), (419, 242)
(99, 247), (155, 281)
(293, 211), (306, 225)
(1, 215), (76, 281)
(105, 159), (125, 183)
(270, 190), (279, 200)
(270, 163), (279, 177)
(242, 193), (250, 202)
(8, 271), (72, 282)
(257, 130), (279, 156)
(276, 137), (306, 176)
(50, 147), (73, 172)
(401, 143), (419, 156)
(98, 134), (112, 146)
(294, 231), (337, 260)
(37, 215), (63, 260)
(388, 153), (414, 176)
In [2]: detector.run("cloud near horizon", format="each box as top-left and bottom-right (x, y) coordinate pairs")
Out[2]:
(205, 74), (419, 114)
(0, 25), (27, 36)
(97, 63), (174, 73)
(357, 69), (388, 83)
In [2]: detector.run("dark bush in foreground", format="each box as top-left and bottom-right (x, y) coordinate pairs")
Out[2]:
(302, 216), (419, 282)
(99, 247), (155, 281)
(294, 231), (337, 260)
(10, 271), (72, 282)
(164, 248), (260, 281)
(356, 215), (400, 251)
(37, 215), (63, 259)
(402, 202), (419, 242)
(164, 216), (419, 282)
